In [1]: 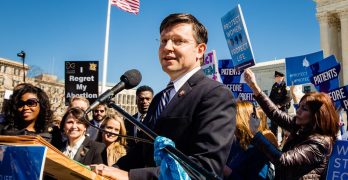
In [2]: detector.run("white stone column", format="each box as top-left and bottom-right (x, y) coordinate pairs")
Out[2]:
(316, 12), (340, 58)
(338, 9), (348, 86)
(317, 13), (331, 57)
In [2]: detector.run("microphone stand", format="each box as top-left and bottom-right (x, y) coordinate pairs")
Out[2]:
(107, 101), (222, 180)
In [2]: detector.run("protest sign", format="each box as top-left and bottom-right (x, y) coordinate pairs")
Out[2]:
(218, 59), (254, 101)
(326, 85), (348, 111)
(221, 4), (255, 71)
(65, 61), (99, 105)
(307, 55), (340, 93)
(326, 140), (348, 179)
(285, 50), (323, 85)
(202, 50), (221, 82)
(0, 145), (47, 180)
(219, 59), (242, 84)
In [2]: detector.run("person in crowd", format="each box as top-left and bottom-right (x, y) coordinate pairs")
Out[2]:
(0, 99), (11, 124)
(224, 101), (276, 180)
(126, 85), (154, 149)
(0, 83), (55, 141)
(269, 71), (291, 139)
(68, 96), (90, 111)
(59, 107), (104, 165)
(86, 103), (108, 140)
(96, 114), (127, 166)
(90, 13), (236, 179)
(256, 107), (278, 146)
(290, 83), (305, 110)
(243, 68), (339, 179)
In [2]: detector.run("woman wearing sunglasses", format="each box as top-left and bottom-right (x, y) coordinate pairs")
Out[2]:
(0, 83), (54, 140)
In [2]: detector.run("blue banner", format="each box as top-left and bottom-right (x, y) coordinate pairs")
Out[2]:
(0, 146), (47, 180)
(306, 55), (340, 93)
(327, 85), (348, 111)
(221, 4), (255, 71)
(285, 50), (323, 85)
(219, 59), (242, 84)
(218, 59), (254, 102)
(326, 140), (348, 179)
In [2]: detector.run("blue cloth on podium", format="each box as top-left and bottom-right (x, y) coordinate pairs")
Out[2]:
(154, 136), (190, 180)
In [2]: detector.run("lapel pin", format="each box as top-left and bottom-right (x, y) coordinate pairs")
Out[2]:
(179, 90), (185, 97)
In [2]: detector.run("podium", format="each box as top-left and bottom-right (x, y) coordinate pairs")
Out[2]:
(0, 135), (105, 179)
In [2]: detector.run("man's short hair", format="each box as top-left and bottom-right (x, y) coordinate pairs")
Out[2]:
(160, 13), (208, 44)
(136, 85), (154, 97)
(69, 96), (90, 107)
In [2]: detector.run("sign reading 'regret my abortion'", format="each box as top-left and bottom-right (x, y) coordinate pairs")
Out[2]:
(65, 61), (98, 105)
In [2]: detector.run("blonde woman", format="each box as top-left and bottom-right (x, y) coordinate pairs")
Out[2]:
(96, 114), (127, 166)
(224, 101), (276, 179)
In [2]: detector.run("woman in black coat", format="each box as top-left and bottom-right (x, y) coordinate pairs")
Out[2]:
(244, 68), (339, 180)
(59, 107), (104, 166)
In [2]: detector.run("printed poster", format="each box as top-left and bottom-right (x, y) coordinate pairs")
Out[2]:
(326, 140), (348, 179)
(218, 59), (254, 102)
(307, 55), (340, 93)
(285, 50), (323, 85)
(65, 61), (99, 105)
(221, 4), (255, 71)
(0, 145), (47, 180)
(202, 50), (221, 82)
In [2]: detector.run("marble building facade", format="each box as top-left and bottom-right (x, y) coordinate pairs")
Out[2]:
(315, 0), (348, 85)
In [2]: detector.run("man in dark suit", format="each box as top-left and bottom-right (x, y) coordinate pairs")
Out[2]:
(125, 85), (154, 149)
(91, 13), (236, 179)
(86, 103), (107, 141)
(269, 71), (291, 138)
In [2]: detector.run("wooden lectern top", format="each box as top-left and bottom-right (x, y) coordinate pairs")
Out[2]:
(0, 135), (107, 180)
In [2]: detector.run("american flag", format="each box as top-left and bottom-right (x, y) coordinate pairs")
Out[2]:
(111, 0), (140, 15)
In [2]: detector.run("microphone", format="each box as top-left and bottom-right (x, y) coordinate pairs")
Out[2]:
(85, 69), (141, 114)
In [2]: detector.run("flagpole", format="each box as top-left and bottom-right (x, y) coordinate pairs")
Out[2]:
(102, 0), (112, 93)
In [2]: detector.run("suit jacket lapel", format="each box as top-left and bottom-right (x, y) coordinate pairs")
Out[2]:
(157, 70), (205, 121)
(74, 138), (90, 162)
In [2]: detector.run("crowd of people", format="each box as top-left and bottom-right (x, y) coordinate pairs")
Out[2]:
(0, 12), (345, 180)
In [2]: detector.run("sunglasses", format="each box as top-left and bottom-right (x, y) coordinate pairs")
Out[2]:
(17, 98), (40, 108)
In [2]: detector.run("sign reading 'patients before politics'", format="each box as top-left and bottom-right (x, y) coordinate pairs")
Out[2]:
(307, 55), (341, 93)
(326, 85), (348, 111)
(202, 50), (221, 82)
(326, 141), (348, 179)
(221, 4), (255, 71)
(65, 61), (99, 105)
(218, 59), (254, 102)
(285, 50), (323, 86)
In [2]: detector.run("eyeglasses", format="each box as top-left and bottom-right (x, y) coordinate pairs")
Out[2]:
(17, 98), (40, 108)
(93, 110), (105, 113)
(159, 37), (196, 48)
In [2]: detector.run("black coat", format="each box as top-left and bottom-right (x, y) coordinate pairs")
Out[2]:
(61, 136), (105, 166)
(116, 70), (236, 179)
(269, 81), (291, 110)
(252, 92), (334, 180)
